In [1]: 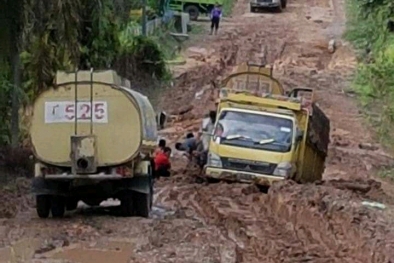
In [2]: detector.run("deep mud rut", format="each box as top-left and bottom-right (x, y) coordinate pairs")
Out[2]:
(2, 0), (394, 262)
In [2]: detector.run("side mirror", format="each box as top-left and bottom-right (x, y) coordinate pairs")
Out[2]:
(296, 130), (304, 142)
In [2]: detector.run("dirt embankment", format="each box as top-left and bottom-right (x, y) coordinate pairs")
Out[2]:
(1, 0), (394, 262)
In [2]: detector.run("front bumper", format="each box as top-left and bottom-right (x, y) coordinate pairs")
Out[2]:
(204, 166), (284, 186)
(40, 173), (125, 180)
(250, 2), (280, 8)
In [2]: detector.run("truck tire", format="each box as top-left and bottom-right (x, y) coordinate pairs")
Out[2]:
(281, 0), (287, 8)
(120, 191), (134, 217)
(133, 190), (152, 218)
(66, 198), (78, 211)
(51, 196), (65, 218)
(36, 195), (50, 218)
(184, 5), (199, 21)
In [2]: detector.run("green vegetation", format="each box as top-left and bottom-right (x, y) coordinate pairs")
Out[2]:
(345, 0), (394, 147)
(0, 0), (174, 149)
(222, 0), (235, 16)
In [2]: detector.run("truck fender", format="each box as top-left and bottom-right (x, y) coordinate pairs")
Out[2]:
(31, 177), (67, 196)
(127, 175), (153, 194)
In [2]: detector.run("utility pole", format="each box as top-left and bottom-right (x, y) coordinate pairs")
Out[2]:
(142, 0), (147, 36)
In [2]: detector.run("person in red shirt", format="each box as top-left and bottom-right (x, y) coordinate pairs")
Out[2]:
(153, 139), (166, 157)
(154, 147), (172, 178)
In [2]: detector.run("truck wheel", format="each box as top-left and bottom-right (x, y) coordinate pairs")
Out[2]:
(120, 192), (134, 217)
(133, 190), (152, 218)
(281, 0), (287, 8)
(184, 5), (199, 21)
(36, 195), (50, 218)
(66, 198), (78, 211)
(51, 196), (65, 218)
(250, 6), (256, 13)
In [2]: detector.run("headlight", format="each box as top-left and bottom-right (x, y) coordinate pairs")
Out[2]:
(207, 152), (222, 168)
(273, 162), (292, 178)
(272, 0), (280, 3)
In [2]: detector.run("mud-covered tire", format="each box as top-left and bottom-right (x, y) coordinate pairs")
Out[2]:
(184, 5), (199, 21)
(120, 192), (134, 217)
(36, 195), (50, 218)
(51, 196), (65, 218)
(133, 190), (152, 218)
(66, 198), (78, 211)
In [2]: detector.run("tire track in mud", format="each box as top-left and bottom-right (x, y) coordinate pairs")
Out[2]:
(156, 180), (394, 262)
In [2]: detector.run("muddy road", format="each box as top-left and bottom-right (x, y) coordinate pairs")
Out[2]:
(2, 0), (394, 262)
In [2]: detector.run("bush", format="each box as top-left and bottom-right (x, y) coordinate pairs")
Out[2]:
(346, 0), (394, 146)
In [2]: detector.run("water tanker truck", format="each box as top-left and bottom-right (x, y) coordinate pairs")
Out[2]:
(31, 69), (158, 218)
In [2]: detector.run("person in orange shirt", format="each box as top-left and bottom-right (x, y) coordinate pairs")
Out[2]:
(154, 147), (172, 178)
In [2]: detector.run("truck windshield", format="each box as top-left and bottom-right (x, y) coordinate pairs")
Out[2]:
(214, 110), (294, 152)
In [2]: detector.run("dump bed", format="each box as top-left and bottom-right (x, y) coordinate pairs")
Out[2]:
(221, 62), (284, 95)
(30, 70), (157, 167)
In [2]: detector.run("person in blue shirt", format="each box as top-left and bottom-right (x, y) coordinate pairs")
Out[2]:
(210, 3), (222, 35)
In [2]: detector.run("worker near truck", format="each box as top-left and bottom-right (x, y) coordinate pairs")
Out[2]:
(154, 146), (172, 178)
(210, 3), (222, 35)
(154, 139), (167, 157)
(175, 133), (197, 158)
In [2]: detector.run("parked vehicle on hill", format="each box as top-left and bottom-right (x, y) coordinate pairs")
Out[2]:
(250, 0), (287, 13)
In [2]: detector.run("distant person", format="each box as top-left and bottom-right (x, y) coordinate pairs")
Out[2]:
(154, 147), (172, 178)
(210, 3), (222, 35)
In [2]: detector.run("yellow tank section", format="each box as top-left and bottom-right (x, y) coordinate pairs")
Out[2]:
(30, 70), (157, 167)
(221, 62), (284, 95)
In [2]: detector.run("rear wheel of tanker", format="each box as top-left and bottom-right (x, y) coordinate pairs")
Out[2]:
(66, 198), (78, 211)
(133, 190), (152, 218)
(36, 195), (50, 218)
(120, 192), (134, 217)
(51, 196), (65, 218)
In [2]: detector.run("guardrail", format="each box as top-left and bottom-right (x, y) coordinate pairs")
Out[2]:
(126, 11), (189, 36)
(126, 17), (163, 36)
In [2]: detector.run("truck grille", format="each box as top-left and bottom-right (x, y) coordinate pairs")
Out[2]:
(257, 0), (272, 3)
(221, 157), (277, 175)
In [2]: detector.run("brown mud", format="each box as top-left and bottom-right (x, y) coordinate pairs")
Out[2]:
(1, 0), (394, 262)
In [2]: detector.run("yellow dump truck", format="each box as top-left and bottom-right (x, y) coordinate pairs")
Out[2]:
(30, 70), (158, 218)
(203, 63), (330, 186)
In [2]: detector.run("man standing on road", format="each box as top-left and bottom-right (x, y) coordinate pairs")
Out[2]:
(210, 3), (222, 35)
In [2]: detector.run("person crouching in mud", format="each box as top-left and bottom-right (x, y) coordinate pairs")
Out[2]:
(175, 133), (197, 160)
(210, 3), (222, 35)
(154, 147), (172, 178)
